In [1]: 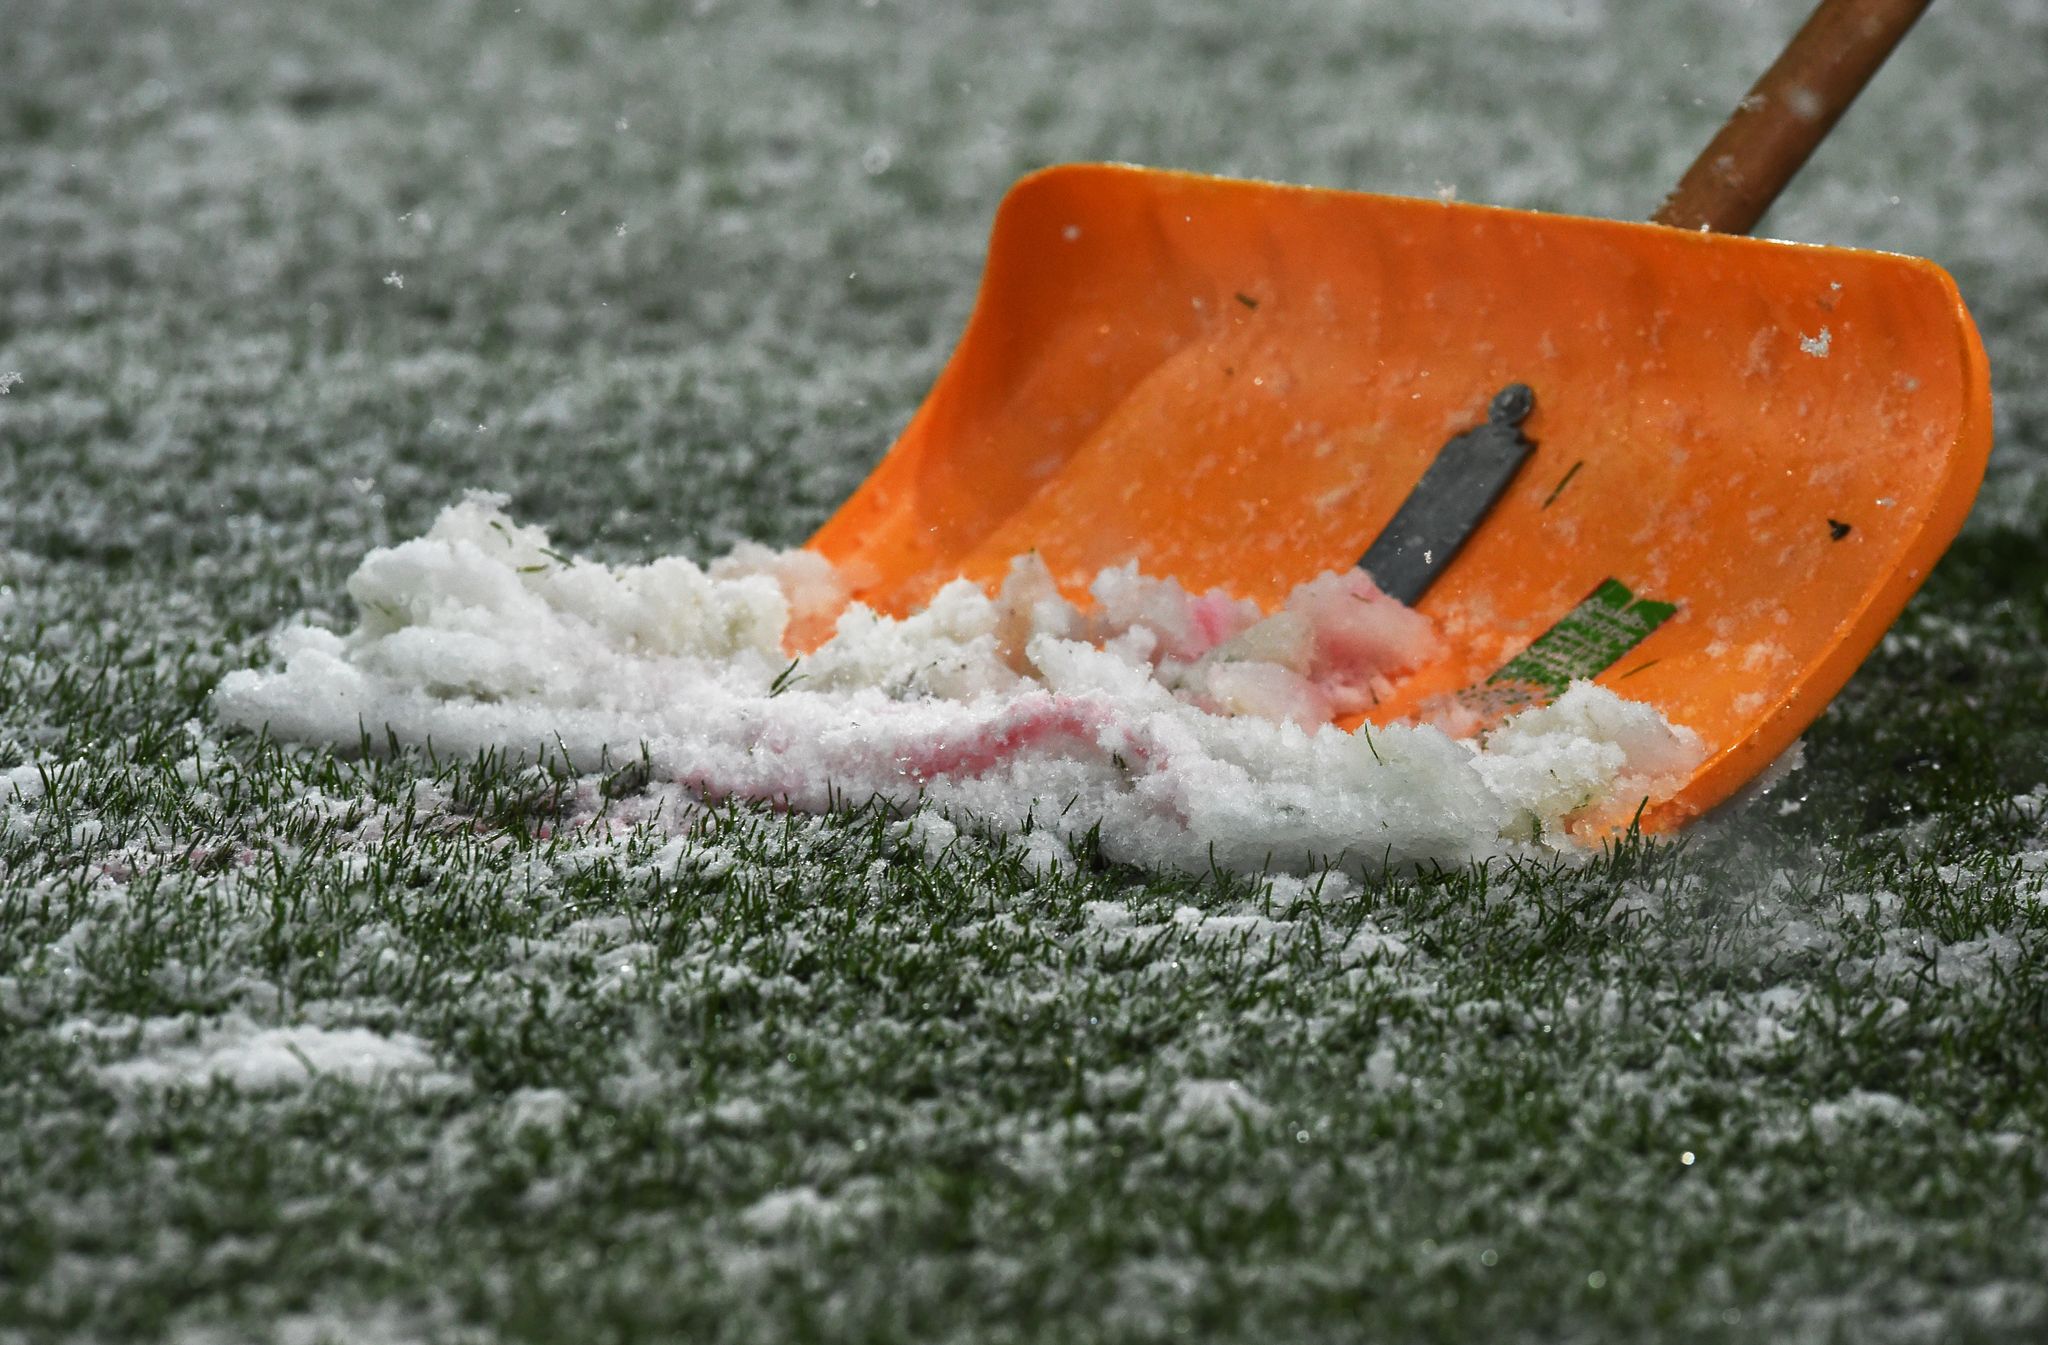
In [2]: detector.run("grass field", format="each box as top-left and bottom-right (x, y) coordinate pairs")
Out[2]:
(6, 0), (2048, 1340)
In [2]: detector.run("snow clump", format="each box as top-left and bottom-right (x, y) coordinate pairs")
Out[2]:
(93, 1015), (447, 1093)
(215, 493), (1703, 872)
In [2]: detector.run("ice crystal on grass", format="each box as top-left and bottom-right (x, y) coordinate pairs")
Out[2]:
(1162, 1079), (1271, 1134)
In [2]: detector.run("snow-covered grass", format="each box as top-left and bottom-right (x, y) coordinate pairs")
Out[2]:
(5, 0), (2048, 1340)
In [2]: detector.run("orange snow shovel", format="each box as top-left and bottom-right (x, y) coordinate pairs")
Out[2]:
(807, 0), (1991, 830)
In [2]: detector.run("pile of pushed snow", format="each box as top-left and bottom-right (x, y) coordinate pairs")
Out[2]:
(215, 494), (1702, 872)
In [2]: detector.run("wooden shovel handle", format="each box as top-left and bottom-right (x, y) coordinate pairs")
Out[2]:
(1653, 0), (1933, 234)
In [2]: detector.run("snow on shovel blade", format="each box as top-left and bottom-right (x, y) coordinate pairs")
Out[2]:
(808, 164), (1992, 828)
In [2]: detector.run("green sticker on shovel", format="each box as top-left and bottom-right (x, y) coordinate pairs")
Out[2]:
(1459, 579), (1677, 716)
(1491, 579), (1677, 695)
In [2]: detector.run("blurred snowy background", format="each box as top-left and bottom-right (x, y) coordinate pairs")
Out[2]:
(4, 0), (2042, 597)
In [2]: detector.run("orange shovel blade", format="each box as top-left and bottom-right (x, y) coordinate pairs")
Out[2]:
(808, 164), (1992, 828)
